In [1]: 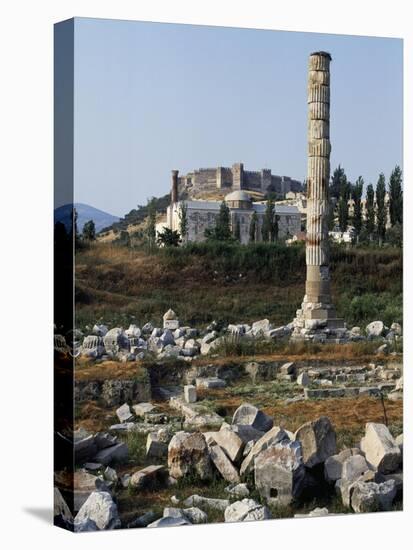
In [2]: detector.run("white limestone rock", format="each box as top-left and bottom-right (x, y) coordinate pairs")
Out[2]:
(75, 491), (120, 530)
(225, 483), (250, 499)
(294, 416), (337, 468)
(184, 384), (197, 403)
(251, 319), (272, 336)
(195, 377), (226, 389)
(254, 440), (306, 506)
(147, 516), (190, 528)
(208, 441), (241, 483)
(212, 427), (245, 463)
(132, 402), (155, 417)
(183, 494), (229, 511)
(103, 466), (118, 484)
(116, 403), (133, 423)
(130, 465), (167, 490)
(350, 480), (397, 513)
(240, 426), (289, 475)
(146, 432), (168, 459)
(232, 403), (273, 433)
(168, 432), (213, 480)
(360, 423), (401, 473)
(366, 321), (385, 338)
(297, 372), (310, 386)
(224, 499), (271, 522)
(183, 507), (208, 524)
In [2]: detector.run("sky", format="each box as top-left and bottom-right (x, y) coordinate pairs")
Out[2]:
(72, 17), (403, 217)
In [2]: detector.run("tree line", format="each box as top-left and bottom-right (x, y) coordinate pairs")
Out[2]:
(328, 164), (403, 246)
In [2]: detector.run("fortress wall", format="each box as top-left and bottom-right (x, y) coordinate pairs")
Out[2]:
(243, 170), (262, 189)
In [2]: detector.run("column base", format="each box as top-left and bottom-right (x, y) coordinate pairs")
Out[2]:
(291, 301), (348, 343)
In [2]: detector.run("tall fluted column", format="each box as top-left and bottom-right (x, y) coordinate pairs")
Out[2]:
(305, 51), (331, 305)
(291, 52), (346, 341)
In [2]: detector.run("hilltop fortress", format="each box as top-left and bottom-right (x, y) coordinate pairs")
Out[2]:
(177, 163), (303, 199)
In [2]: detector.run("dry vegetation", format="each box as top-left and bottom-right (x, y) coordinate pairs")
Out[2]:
(75, 241), (402, 332)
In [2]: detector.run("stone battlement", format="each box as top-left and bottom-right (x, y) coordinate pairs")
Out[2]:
(177, 163), (302, 199)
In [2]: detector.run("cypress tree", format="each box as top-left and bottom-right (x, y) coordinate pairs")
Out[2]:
(261, 199), (275, 242)
(365, 183), (375, 241)
(178, 201), (188, 243)
(389, 165), (403, 226)
(82, 219), (96, 241)
(352, 176), (364, 241)
(249, 210), (258, 242)
(338, 174), (350, 232)
(375, 173), (387, 246)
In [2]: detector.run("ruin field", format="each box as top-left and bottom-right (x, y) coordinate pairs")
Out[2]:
(61, 241), (404, 529)
(62, 348), (403, 528)
(74, 241), (402, 333)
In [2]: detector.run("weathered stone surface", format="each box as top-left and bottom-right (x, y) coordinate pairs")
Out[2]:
(160, 329), (175, 346)
(225, 483), (250, 498)
(297, 372), (310, 386)
(130, 465), (168, 490)
(74, 518), (99, 532)
(116, 403), (133, 423)
(184, 384), (197, 403)
(94, 432), (118, 450)
(74, 432), (98, 464)
(183, 507), (208, 524)
(280, 362), (295, 375)
(208, 441), (241, 483)
(146, 433), (168, 459)
(168, 432), (213, 480)
(54, 487), (72, 523)
(231, 424), (265, 444)
(360, 423), (401, 473)
(255, 440), (306, 506)
(366, 321), (385, 338)
(75, 491), (120, 530)
(163, 309), (180, 330)
(240, 426), (289, 475)
(183, 411), (224, 430)
(142, 322), (154, 334)
(132, 402), (155, 417)
(94, 442), (128, 466)
(337, 454), (373, 507)
(183, 494), (229, 511)
(294, 416), (337, 467)
(324, 448), (361, 483)
(232, 403), (273, 432)
(224, 499), (271, 522)
(251, 319), (272, 336)
(350, 480), (397, 513)
(390, 322), (402, 336)
(73, 470), (110, 512)
(92, 324), (108, 337)
(103, 466), (118, 483)
(195, 377), (226, 389)
(127, 510), (158, 528)
(212, 427), (245, 463)
(147, 516), (190, 528)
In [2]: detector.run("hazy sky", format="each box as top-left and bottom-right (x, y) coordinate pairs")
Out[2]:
(73, 18), (403, 217)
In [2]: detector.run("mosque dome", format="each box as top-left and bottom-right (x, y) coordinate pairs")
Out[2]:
(225, 190), (253, 209)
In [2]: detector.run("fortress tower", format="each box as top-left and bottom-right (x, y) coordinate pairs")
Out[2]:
(292, 52), (347, 342)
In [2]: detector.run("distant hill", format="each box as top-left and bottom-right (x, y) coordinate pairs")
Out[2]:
(54, 203), (120, 233)
(100, 194), (171, 234)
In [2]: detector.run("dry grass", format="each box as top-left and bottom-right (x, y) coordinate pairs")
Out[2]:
(75, 359), (146, 382)
(74, 241), (402, 332)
